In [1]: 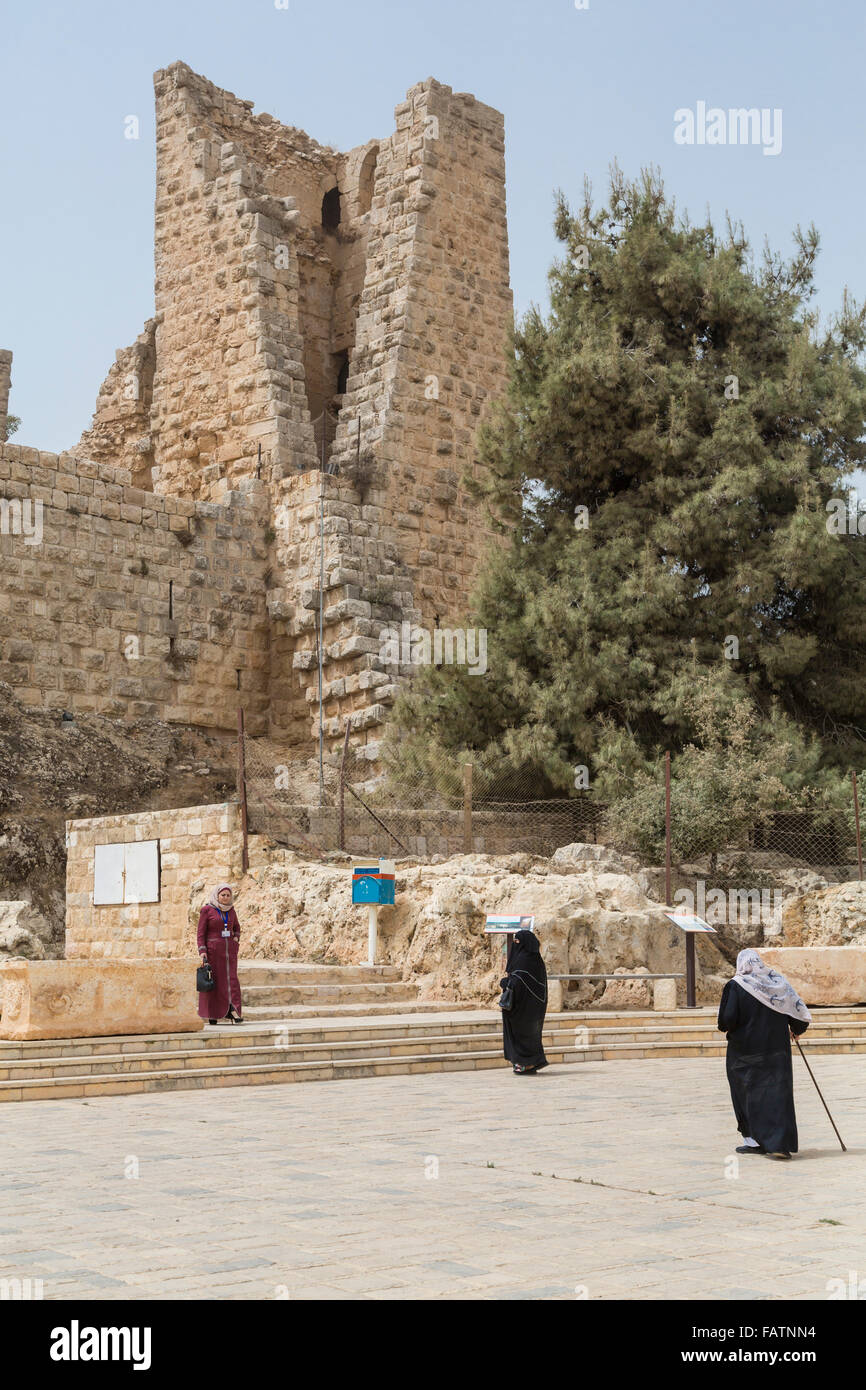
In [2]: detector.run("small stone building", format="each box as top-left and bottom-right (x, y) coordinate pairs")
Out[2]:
(65, 803), (245, 958)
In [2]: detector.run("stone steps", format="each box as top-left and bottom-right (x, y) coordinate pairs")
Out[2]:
(238, 963), (403, 984)
(4, 1007), (859, 1059)
(236, 960), (419, 1017)
(563, 1006), (866, 1029)
(8, 1029), (866, 1084)
(242, 982), (419, 1008)
(2, 1007), (864, 1102)
(238, 999), (480, 1020)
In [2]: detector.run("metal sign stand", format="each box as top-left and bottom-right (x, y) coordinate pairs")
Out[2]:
(367, 903), (378, 966)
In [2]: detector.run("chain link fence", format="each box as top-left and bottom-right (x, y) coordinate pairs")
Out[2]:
(242, 727), (605, 858)
(240, 720), (866, 924)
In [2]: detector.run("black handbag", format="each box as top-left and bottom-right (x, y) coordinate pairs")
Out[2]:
(498, 981), (514, 1011)
(197, 962), (215, 993)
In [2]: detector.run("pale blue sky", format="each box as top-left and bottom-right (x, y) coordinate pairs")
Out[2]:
(2, 0), (863, 452)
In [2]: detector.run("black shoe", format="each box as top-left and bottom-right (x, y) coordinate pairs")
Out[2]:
(768, 1151), (792, 1160)
(736, 1144), (765, 1154)
(208, 1020), (218, 1026)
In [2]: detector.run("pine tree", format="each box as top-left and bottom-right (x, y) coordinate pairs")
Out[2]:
(384, 167), (866, 801)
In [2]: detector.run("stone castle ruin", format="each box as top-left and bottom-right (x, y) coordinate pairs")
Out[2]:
(0, 61), (512, 761)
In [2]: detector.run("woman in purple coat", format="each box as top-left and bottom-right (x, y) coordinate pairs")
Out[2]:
(197, 884), (244, 1024)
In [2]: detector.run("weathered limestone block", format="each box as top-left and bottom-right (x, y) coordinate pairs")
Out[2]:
(653, 977), (678, 1011)
(0, 959), (203, 1039)
(759, 947), (866, 1006)
(547, 978), (564, 1013)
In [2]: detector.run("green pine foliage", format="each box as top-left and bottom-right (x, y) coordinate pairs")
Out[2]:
(384, 167), (866, 820)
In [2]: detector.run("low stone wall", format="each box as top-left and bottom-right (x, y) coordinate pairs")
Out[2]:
(760, 946), (866, 1006)
(0, 959), (202, 1039)
(65, 802), (244, 958)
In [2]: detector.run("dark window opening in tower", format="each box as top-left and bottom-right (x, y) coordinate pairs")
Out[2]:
(322, 187), (341, 232)
(357, 147), (378, 216)
(335, 350), (349, 398)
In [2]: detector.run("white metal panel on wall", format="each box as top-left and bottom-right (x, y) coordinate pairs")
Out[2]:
(93, 843), (125, 905)
(92, 840), (160, 905)
(123, 840), (160, 904)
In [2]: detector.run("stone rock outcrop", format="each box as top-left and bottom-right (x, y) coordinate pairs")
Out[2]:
(550, 842), (641, 875)
(0, 901), (48, 960)
(780, 880), (866, 947)
(224, 841), (732, 1007)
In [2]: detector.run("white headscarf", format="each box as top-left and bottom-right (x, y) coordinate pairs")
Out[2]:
(733, 948), (811, 1024)
(207, 884), (234, 912)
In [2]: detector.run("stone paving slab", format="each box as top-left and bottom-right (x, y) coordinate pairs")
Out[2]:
(0, 1057), (863, 1300)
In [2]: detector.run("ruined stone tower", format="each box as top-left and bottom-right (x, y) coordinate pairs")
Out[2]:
(4, 63), (512, 762)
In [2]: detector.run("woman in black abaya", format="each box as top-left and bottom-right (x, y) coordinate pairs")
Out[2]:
(717, 948), (811, 1160)
(500, 928), (549, 1074)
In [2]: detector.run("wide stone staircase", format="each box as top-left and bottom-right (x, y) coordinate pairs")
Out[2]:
(236, 962), (470, 1020)
(1, 959), (865, 1102)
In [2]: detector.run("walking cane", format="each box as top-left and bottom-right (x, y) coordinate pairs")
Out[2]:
(793, 1035), (847, 1152)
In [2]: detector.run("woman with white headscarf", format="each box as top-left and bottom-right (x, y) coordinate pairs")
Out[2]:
(197, 884), (244, 1024)
(717, 948), (811, 1160)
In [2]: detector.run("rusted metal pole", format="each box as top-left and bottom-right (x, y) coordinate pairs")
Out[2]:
(664, 751), (672, 905)
(237, 706), (249, 873)
(666, 750), (693, 1007)
(317, 461), (325, 809)
(852, 770), (863, 881)
(339, 720), (350, 852)
(463, 763), (473, 855)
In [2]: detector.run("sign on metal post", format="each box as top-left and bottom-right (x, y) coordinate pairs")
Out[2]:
(351, 861), (396, 905)
(484, 915), (535, 933)
(663, 913), (717, 934)
(485, 913), (535, 961)
(352, 860), (396, 965)
(663, 911), (716, 1010)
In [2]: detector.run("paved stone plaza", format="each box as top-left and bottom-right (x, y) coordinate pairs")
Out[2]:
(1, 1057), (863, 1300)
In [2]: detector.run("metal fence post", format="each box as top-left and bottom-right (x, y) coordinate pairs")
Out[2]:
(666, 750), (694, 1008)
(463, 763), (473, 855)
(852, 770), (863, 881)
(237, 706), (249, 873)
(664, 751), (672, 905)
(339, 720), (350, 852)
